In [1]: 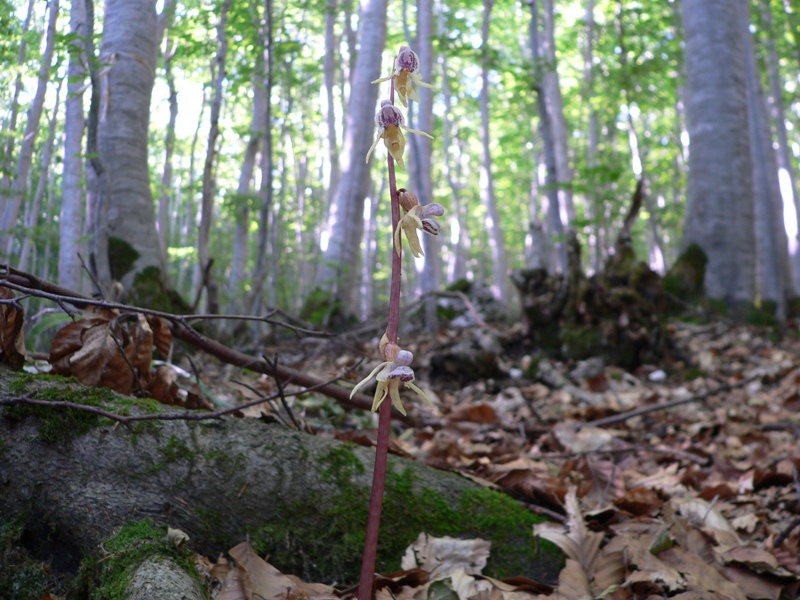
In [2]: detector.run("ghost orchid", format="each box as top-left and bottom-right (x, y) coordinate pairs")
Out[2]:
(372, 45), (436, 108)
(350, 339), (433, 416)
(365, 101), (433, 170)
(393, 189), (445, 258)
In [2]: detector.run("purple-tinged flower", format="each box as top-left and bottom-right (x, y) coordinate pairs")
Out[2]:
(349, 344), (433, 416)
(373, 45), (436, 108)
(394, 189), (445, 258)
(365, 101), (433, 170)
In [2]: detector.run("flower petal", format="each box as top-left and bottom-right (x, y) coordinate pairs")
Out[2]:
(350, 361), (389, 398)
(365, 131), (383, 165)
(389, 381), (407, 415)
(421, 218), (440, 236)
(402, 125), (434, 140)
(421, 203), (445, 218)
(406, 381), (435, 408)
(402, 218), (424, 257)
(371, 381), (389, 412)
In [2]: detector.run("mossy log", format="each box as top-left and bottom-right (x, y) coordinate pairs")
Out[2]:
(0, 368), (559, 596)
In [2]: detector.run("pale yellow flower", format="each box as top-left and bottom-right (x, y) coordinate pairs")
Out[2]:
(350, 347), (433, 416)
(394, 189), (445, 258)
(365, 101), (433, 170)
(373, 45), (436, 108)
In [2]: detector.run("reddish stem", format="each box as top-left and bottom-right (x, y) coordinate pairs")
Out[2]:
(357, 77), (402, 600)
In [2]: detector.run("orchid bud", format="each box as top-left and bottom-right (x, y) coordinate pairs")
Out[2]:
(398, 189), (420, 212)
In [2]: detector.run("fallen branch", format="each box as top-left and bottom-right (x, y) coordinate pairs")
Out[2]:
(0, 268), (411, 420)
(582, 366), (795, 429)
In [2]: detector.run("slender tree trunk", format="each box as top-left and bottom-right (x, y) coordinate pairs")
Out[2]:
(156, 0), (178, 277)
(323, 0), (341, 221)
(759, 0), (800, 292)
(0, 0), (35, 211)
(176, 92), (208, 295)
(412, 0), (439, 330)
(229, 80), (266, 309)
(83, 0), (112, 290)
(314, 0), (387, 314)
(529, 0), (566, 272)
(0, 0), (60, 256)
(478, 0), (509, 305)
(59, 0), (87, 291)
(582, 0), (601, 273)
(541, 0), (575, 225)
(249, 0), (275, 316)
(738, 0), (793, 317)
(195, 0), (231, 313)
(681, 0), (756, 309)
(19, 82), (62, 273)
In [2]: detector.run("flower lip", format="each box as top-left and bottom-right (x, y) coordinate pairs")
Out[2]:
(396, 45), (420, 73)
(421, 219), (440, 235)
(394, 349), (413, 366)
(386, 365), (414, 382)
(377, 101), (404, 129)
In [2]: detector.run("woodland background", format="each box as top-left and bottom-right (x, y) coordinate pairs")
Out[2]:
(1, 0), (799, 331)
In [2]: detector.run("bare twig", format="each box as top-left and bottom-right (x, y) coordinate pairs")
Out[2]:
(581, 368), (788, 429)
(0, 269), (407, 420)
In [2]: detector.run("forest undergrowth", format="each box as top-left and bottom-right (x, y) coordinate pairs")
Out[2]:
(185, 318), (800, 599)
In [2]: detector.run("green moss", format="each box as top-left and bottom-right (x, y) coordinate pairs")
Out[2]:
(0, 517), (56, 600)
(3, 372), (174, 443)
(129, 266), (191, 314)
(85, 518), (203, 600)
(3, 385), (113, 443)
(148, 435), (194, 473)
(560, 324), (604, 361)
(108, 237), (141, 281)
(663, 243), (707, 307)
(247, 450), (559, 585)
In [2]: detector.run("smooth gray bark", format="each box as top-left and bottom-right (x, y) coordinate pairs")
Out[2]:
(249, 0), (275, 316)
(479, 0), (509, 305)
(97, 0), (168, 292)
(59, 0), (87, 292)
(228, 80), (266, 309)
(541, 0), (575, 226)
(759, 0), (800, 292)
(195, 0), (231, 313)
(680, 0), (756, 307)
(529, 0), (566, 273)
(156, 0), (178, 277)
(0, 0), (60, 256)
(19, 83), (61, 273)
(314, 0), (387, 313)
(738, 0), (793, 316)
(582, 0), (601, 273)
(413, 0), (440, 331)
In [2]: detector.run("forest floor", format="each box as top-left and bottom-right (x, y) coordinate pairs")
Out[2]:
(188, 318), (800, 600)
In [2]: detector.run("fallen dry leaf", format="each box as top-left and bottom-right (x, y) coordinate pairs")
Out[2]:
(0, 286), (26, 368)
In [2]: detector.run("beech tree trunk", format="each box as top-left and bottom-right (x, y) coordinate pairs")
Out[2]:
(738, 0), (794, 317)
(759, 0), (800, 292)
(479, 0), (509, 305)
(59, 0), (87, 292)
(680, 0), (756, 310)
(314, 0), (387, 313)
(19, 84), (61, 273)
(195, 0), (231, 314)
(96, 0), (177, 308)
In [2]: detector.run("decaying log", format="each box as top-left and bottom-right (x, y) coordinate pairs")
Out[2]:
(0, 367), (560, 593)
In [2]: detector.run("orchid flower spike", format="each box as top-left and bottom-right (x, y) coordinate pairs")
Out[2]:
(372, 45), (437, 108)
(365, 101), (433, 170)
(394, 189), (445, 258)
(349, 339), (434, 416)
